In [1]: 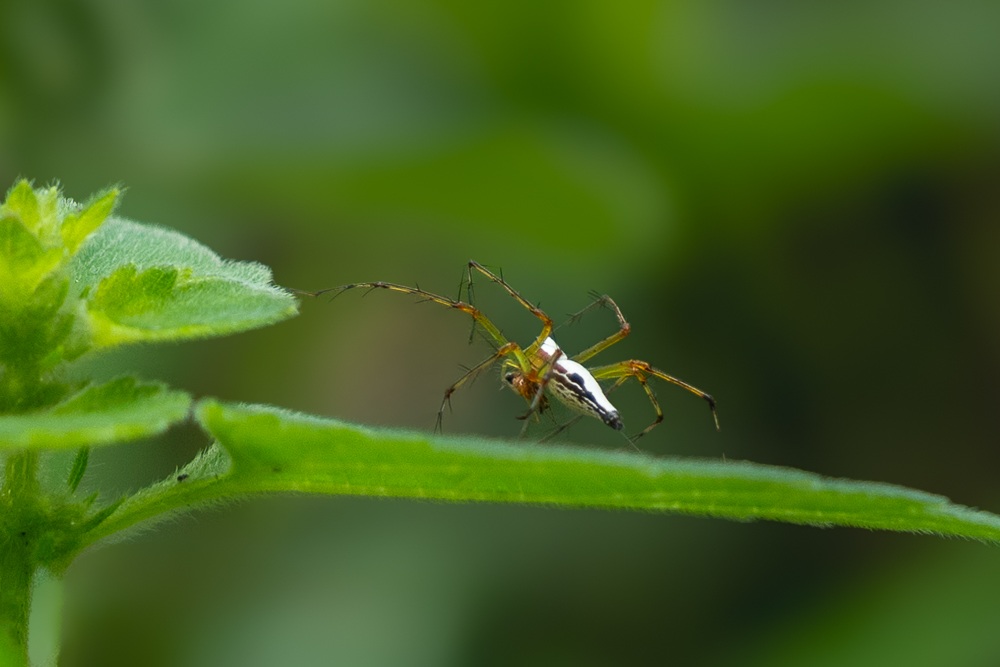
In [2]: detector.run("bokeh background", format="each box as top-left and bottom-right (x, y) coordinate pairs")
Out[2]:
(4, 0), (1000, 664)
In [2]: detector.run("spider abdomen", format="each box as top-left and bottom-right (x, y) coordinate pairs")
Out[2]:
(541, 338), (623, 430)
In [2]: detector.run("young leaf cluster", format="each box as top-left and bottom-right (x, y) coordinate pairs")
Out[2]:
(0, 179), (296, 664)
(0, 178), (297, 558)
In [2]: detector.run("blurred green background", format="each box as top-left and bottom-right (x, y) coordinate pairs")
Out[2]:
(4, 0), (1000, 664)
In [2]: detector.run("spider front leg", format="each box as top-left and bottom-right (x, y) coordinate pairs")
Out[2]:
(514, 347), (566, 438)
(465, 261), (554, 355)
(589, 360), (719, 441)
(302, 279), (516, 354)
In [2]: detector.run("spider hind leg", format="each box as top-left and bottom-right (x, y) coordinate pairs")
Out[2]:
(589, 360), (719, 441)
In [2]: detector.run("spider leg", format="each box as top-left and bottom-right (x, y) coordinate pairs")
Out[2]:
(588, 360), (719, 439)
(436, 341), (523, 432)
(538, 415), (584, 443)
(603, 376), (643, 450)
(303, 280), (522, 365)
(566, 294), (632, 364)
(561, 290), (610, 328)
(516, 347), (564, 438)
(454, 265), (478, 345)
(466, 261), (554, 354)
(538, 413), (638, 452)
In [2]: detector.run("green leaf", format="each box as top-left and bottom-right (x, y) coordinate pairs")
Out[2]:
(71, 217), (297, 348)
(2, 180), (41, 234)
(60, 187), (120, 254)
(66, 448), (89, 493)
(77, 400), (1000, 552)
(0, 378), (191, 450)
(0, 216), (43, 278)
(0, 218), (63, 301)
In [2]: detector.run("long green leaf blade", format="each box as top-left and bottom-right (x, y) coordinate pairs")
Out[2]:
(78, 400), (1000, 550)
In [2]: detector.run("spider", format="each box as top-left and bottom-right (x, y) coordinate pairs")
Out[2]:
(299, 261), (718, 443)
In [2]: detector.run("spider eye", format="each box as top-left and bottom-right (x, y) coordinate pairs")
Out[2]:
(504, 372), (516, 385)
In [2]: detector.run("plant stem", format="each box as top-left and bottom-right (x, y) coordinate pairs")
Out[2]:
(1, 451), (41, 667)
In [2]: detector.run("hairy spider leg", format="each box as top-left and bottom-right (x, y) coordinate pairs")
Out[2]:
(588, 360), (720, 441)
(566, 293), (631, 364)
(464, 261), (554, 357)
(454, 264), (481, 345)
(436, 341), (521, 432)
(305, 281), (511, 353)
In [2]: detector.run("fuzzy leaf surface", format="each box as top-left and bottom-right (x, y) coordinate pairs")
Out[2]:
(71, 217), (297, 348)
